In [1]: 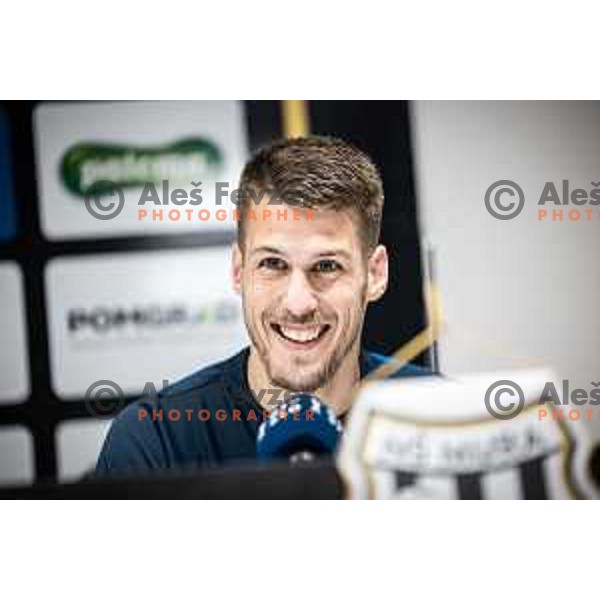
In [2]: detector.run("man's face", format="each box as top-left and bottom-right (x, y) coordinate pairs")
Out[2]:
(232, 201), (388, 392)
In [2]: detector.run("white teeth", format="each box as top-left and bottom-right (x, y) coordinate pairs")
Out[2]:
(279, 325), (322, 343)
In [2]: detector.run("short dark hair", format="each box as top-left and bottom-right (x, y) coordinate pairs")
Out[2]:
(237, 136), (384, 251)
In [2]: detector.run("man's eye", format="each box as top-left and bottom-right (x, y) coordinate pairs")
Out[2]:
(258, 257), (288, 271)
(312, 259), (342, 274)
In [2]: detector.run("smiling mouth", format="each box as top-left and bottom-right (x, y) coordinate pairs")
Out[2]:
(270, 323), (331, 347)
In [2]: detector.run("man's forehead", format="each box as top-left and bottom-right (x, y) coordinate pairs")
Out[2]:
(244, 207), (361, 258)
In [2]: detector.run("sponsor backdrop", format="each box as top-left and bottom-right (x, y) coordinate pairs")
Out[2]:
(34, 101), (247, 240)
(0, 101), (427, 486)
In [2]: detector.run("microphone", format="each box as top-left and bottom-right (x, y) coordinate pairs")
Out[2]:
(256, 393), (343, 464)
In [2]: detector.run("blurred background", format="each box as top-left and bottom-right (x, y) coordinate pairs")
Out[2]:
(0, 100), (598, 487)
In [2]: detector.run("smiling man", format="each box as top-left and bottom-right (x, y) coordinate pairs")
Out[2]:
(96, 136), (430, 475)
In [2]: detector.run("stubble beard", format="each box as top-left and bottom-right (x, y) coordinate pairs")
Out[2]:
(244, 289), (367, 393)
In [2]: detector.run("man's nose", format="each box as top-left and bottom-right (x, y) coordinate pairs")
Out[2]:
(283, 269), (319, 317)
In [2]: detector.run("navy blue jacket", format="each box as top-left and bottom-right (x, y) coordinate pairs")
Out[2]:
(96, 347), (431, 477)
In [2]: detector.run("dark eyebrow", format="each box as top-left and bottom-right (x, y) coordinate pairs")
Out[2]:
(315, 250), (353, 261)
(250, 246), (286, 257)
(250, 247), (353, 260)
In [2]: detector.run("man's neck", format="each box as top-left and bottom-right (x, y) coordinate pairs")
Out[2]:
(247, 345), (361, 416)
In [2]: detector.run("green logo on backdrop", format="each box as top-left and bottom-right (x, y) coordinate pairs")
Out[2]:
(61, 138), (223, 196)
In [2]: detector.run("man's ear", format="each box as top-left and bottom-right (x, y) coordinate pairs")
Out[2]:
(366, 244), (389, 302)
(231, 242), (243, 294)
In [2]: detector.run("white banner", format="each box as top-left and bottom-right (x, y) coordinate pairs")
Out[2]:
(34, 101), (248, 240)
(45, 246), (247, 398)
(0, 262), (29, 404)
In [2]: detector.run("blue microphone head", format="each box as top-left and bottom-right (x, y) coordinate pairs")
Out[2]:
(256, 393), (343, 462)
